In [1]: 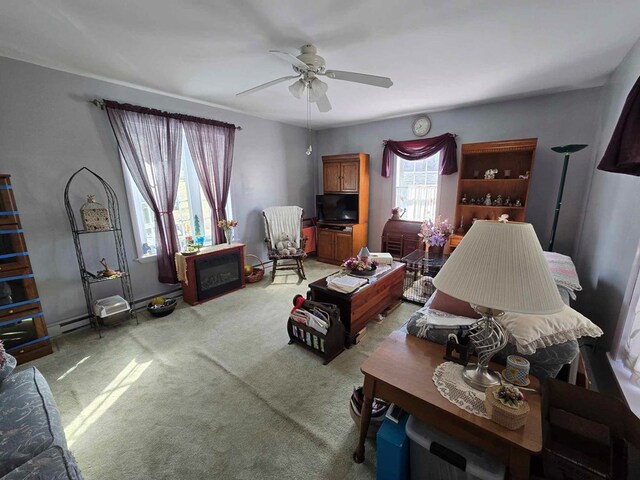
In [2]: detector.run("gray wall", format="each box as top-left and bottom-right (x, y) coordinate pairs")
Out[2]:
(316, 88), (603, 255)
(0, 57), (316, 326)
(574, 38), (640, 349)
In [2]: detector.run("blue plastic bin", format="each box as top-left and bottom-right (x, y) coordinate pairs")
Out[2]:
(376, 411), (409, 480)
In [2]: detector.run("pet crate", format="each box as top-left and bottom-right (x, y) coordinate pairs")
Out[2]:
(287, 295), (345, 364)
(401, 250), (449, 304)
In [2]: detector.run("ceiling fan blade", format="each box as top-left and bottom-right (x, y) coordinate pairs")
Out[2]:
(323, 70), (393, 88)
(236, 75), (299, 97)
(269, 50), (309, 71)
(315, 94), (332, 113)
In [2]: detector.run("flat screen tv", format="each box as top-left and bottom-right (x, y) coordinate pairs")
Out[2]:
(316, 194), (358, 224)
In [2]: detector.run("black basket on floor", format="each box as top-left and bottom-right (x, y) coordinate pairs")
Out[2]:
(287, 295), (345, 364)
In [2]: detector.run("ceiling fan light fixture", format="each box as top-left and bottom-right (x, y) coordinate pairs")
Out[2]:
(308, 78), (328, 103)
(288, 79), (305, 99)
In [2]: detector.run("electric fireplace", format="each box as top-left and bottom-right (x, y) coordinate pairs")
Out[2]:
(178, 243), (245, 305)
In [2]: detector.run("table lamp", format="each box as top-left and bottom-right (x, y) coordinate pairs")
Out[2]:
(432, 221), (564, 390)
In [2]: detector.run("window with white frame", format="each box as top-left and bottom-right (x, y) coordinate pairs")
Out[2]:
(393, 152), (441, 221)
(123, 132), (232, 259)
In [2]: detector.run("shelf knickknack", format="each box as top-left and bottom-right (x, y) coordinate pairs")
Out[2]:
(64, 167), (137, 336)
(80, 194), (111, 231)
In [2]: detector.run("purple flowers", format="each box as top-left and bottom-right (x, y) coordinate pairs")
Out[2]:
(418, 216), (454, 247)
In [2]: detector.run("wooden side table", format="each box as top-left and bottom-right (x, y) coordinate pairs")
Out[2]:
(353, 331), (542, 480)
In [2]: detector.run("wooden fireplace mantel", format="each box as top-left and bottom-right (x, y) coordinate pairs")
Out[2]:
(176, 242), (245, 306)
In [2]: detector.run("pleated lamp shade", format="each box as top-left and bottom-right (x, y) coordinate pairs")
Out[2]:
(432, 221), (564, 314)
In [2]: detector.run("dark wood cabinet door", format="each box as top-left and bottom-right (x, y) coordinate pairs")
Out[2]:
(335, 232), (353, 262)
(323, 163), (341, 193)
(340, 162), (359, 192)
(317, 230), (335, 260)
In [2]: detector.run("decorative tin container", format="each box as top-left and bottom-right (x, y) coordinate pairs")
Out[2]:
(80, 195), (111, 231)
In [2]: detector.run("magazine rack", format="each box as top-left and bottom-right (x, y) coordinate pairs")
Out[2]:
(287, 295), (345, 364)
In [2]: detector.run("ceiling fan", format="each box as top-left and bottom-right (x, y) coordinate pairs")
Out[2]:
(236, 44), (393, 112)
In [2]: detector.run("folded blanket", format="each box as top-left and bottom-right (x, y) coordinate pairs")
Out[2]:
(544, 252), (582, 296)
(263, 206), (303, 249)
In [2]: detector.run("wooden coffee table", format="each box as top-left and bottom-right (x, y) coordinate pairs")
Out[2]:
(308, 262), (405, 344)
(353, 331), (542, 480)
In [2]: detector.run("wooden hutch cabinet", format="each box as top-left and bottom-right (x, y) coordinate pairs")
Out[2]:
(0, 174), (52, 364)
(450, 138), (537, 248)
(317, 154), (369, 264)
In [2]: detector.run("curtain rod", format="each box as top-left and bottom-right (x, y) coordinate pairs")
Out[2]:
(90, 99), (242, 131)
(382, 132), (458, 145)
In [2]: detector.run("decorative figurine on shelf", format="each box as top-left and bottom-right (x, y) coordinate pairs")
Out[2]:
(80, 194), (111, 231)
(484, 193), (492, 206)
(518, 171), (530, 179)
(495, 194), (503, 206)
(504, 196), (512, 207)
(469, 197), (476, 205)
(473, 170), (480, 179)
(504, 169), (512, 179)
(461, 193), (468, 204)
(98, 258), (119, 278)
(484, 168), (498, 180)
(515, 198), (522, 207)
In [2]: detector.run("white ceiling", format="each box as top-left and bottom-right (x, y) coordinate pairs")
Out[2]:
(1, 1), (639, 129)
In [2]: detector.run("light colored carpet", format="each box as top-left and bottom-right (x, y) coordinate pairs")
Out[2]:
(29, 260), (417, 480)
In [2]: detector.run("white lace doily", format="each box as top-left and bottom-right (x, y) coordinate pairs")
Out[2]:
(432, 362), (489, 418)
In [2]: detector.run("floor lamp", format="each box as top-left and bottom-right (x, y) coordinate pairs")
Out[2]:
(548, 144), (588, 252)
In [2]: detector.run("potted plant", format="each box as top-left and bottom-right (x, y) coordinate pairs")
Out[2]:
(418, 216), (454, 254)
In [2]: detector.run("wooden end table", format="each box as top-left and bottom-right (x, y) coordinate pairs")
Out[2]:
(308, 262), (405, 344)
(353, 331), (542, 480)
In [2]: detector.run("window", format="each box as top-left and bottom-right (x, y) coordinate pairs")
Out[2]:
(123, 133), (232, 259)
(393, 153), (441, 221)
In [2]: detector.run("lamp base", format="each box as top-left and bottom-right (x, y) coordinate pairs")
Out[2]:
(462, 363), (502, 391)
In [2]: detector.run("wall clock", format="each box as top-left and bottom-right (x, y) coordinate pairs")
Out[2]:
(412, 115), (432, 137)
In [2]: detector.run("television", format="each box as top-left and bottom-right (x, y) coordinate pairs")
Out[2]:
(316, 194), (359, 224)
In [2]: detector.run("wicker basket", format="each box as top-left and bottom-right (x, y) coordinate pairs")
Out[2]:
(484, 386), (530, 430)
(245, 254), (265, 283)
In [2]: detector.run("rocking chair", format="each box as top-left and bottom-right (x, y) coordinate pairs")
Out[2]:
(263, 206), (307, 281)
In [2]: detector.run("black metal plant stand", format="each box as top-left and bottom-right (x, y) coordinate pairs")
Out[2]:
(64, 167), (137, 336)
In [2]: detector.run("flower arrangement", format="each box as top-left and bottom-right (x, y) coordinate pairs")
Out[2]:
(217, 219), (238, 231)
(342, 257), (379, 272)
(418, 215), (454, 247)
(391, 206), (406, 219)
(494, 385), (525, 409)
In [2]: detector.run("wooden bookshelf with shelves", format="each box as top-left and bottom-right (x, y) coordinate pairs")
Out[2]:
(452, 138), (537, 240)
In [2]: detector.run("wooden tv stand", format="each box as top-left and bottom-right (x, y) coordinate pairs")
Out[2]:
(308, 262), (405, 344)
(317, 153), (370, 264)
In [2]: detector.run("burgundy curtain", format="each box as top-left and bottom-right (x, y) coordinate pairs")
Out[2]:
(105, 102), (182, 284)
(598, 74), (640, 176)
(382, 133), (458, 177)
(182, 121), (235, 244)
